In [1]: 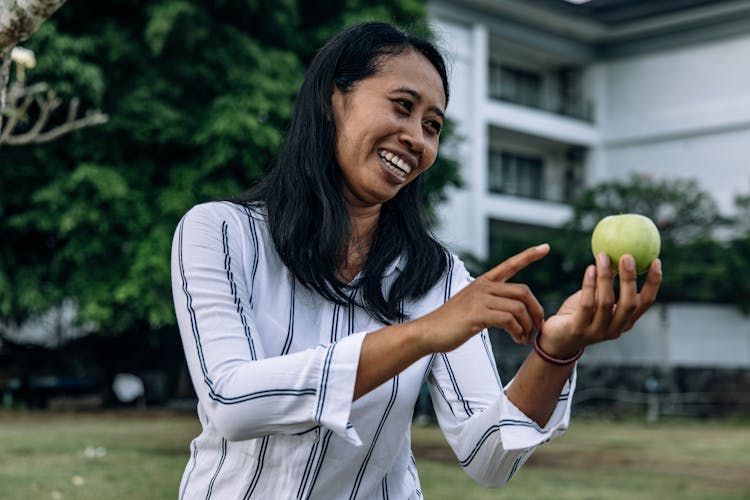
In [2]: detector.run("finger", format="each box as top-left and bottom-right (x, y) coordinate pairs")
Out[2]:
(483, 243), (550, 283)
(590, 252), (615, 337)
(610, 254), (638, 334)
(622, 258), (663, 331)
(573, 265), (596, 328)
(487, 282), (545, 331)
(486, 296), (535, 341)
(639, 258), (662, 311)
(486, 310), (526, 344)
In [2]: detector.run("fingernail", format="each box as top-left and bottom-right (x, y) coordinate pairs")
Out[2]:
(655, 258), (662, 273)
(597, 252), (610, 267)
(587, 265), (596, 279)
(624, 255), (635, 271)
(535, 243), (549, 252)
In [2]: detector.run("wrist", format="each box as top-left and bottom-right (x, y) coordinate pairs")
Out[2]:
(534, 331), (584, 366)
(403, 319), (433, 358)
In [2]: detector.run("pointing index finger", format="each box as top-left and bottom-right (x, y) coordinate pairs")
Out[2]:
(482, 243), (550, 282)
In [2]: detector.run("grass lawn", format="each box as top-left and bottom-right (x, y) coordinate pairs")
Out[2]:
(0, 411), (748, 499)
(412, 417), (750, 499)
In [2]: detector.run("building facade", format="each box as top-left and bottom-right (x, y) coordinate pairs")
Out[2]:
(428, 0), (750, 261)
(426, 1), (750, 400)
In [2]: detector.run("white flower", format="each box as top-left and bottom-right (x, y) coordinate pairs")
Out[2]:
(10, 46), (36, 68)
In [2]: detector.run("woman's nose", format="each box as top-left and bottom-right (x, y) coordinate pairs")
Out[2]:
(399, 121), (425, 154)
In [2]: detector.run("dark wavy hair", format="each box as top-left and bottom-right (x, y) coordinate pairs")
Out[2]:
(235, 21), (450, 323)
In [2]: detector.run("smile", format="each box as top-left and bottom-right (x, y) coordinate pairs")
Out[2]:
(378, 150), (412, 179)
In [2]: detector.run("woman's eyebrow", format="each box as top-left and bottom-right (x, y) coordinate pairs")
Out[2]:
(393, 87), (445, 120)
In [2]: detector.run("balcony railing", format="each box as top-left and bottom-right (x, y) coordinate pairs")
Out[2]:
(488, 64), (595, 122)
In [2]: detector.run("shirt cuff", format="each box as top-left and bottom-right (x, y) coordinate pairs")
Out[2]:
(499, 367), (577, 450)
(315, 331), (367, 446)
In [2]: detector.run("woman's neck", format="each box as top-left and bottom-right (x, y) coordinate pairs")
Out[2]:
(339, 204), (381, 283)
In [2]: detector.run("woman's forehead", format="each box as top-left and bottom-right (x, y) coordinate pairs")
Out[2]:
(371, 51), (446, 108)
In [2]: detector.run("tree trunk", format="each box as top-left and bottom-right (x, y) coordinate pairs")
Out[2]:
(1, 0), (66, 112)
(0, 0), (66, 51)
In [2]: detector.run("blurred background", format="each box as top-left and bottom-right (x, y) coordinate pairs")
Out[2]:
(0, 0), (749, 498)
(0, 0), (750, 500)
(2, 0), (747, 420)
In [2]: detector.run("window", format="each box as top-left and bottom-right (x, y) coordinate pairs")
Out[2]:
(556, 67), (592, 121)
(489, 61), (593, 121)
(489, 63), (542, 108)
(488, 150), (544, 199)
(563, 147), (585, 203)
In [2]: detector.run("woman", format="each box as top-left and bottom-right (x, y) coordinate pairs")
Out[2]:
(171, 21), (662, 499)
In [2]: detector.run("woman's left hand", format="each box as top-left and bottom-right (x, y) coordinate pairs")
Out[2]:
(539, 252), (662, 358)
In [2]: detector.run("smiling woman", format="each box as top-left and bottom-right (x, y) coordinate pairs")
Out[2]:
(333, 51), (444, 207)
(171, 21), (662, 500)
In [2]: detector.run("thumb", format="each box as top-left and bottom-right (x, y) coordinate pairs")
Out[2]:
(482, 243), (550, 282)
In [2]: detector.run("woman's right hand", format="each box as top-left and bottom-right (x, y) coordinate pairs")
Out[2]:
(414, 244), (550, 354)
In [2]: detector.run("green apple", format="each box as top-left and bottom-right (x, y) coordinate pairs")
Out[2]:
(591, 214), (661, 274)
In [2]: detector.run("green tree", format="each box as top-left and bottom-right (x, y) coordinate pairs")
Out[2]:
(726, 190), (750, 313)
(0, 0), (460, 351)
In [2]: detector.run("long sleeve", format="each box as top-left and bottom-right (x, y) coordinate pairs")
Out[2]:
(171, 203), (364, 445)
(426, 256), (575, 487)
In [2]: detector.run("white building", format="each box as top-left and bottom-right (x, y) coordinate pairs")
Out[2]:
(428, 0), (750, 373)
(428, 0), (750, 261)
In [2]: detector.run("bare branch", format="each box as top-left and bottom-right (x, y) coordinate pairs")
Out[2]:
(25, 110), (108, 143)
(1, 80), (45, 140)
(0, 47), (10, 120)
(0, 80), (108, 147)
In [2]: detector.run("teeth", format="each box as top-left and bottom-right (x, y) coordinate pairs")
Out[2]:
(379, 150), (412, 176)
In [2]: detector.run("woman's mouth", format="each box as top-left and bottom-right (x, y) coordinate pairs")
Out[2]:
(378, 150), (412, 180)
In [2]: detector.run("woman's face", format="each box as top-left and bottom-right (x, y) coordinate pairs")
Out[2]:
(331, 49), (446, 211)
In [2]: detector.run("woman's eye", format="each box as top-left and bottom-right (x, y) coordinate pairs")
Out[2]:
(426, 120), (442, 134)
(395, 99), (412, 111)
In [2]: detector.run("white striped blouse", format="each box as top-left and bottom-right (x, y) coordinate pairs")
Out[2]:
(171, 201), (575, 500)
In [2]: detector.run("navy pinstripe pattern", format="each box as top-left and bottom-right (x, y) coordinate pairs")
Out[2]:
(329, 303), (341, 343)
(242, 436), (269, 499)
(441, 353), (474, 417)
(178, 219), (213, 387)
(480, 331), (502, 387)
(306, 429), (335, 497)
(296, 430), (323, 499)
(459, 419), (545, 467)
(305, 294), (359, 498)
(179, 440), (199, 500)
(205, 438), (227, 499)
(438, 259), (474, 417)
(178, 218), (317, 405)
(241, 206), (260, 309)
(281, 280), (296, 355)
(407, 454), (421, 498)
(222, 221), (257, 360)
(349, 375), (400, 500)
(443, 255), (454, 303)
(348, 298), (355, 336)
(430, 372), (456, 417)
(506, 453), (524, 483)
(315, 344), (337, 423)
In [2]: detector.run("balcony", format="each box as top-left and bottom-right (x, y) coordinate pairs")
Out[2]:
(488, 63), (594, 122)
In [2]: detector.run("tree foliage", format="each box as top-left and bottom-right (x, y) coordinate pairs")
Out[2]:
(0, 0), (460, 342)
(726, 190), (750, 313)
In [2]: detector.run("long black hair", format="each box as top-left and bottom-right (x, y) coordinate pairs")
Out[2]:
(235, 21), (451, 323)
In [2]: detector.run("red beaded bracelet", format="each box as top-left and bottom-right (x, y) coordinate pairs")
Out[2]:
(533, 332), (584, 366)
